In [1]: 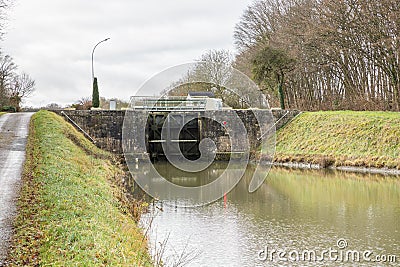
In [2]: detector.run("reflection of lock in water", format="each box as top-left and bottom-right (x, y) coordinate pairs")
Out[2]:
(217, 136), (231, 152)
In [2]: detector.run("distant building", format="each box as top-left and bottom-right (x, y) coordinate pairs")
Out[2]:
(109, 99), (117, 110)
(186, 91), (222, 110)
(187, 91), (215, 99)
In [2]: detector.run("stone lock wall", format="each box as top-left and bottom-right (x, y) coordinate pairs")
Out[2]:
(201, 109), (300, 159)
(53, 110), (126, 153)
(53, 109), (300, 155)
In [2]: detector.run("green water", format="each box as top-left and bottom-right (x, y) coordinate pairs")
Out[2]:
(139, 164), (400, 266)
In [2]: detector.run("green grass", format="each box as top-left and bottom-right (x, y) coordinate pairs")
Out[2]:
(0, 112), (5, 116)
(8, 110), (151, 266)
(275, 111), (400, 169)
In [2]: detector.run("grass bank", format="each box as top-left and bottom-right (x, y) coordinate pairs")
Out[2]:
(0, 112), (5, 116)
(8, 110), (151, 266)
(275, 111), (400, 169)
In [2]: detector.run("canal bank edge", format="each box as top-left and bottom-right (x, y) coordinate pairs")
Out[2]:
(6, 110), (152, 266)
(274, 110), (400, 174)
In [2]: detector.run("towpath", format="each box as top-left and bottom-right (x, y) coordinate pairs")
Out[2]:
(0, 112), (33, 265)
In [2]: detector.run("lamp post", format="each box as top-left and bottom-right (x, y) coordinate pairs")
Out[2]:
(91, 38), (110, 108)
(91, 37), (110, 80)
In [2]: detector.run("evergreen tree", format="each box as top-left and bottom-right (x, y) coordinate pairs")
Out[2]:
(252, 46), (295, 109)
(92, 77), (100, 108)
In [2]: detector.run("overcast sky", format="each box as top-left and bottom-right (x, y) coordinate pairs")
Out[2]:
(2, 0), (252, 107)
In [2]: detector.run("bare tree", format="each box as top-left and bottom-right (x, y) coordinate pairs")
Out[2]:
(234, 0), (400, 111)
(193, 49), (234, 86)
(0, 0), (11, 38)
(167, 49), (234, 100)
(10, 72), (35, 98)
(9, 73), (35, 110)
(72, 97), (92, 110)
(0, 2), (32, 111)
(234, 0), (295, 51)
(0, 54), (17, 107)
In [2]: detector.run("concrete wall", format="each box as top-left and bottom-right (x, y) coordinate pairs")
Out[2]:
(53, 109), (300, 155)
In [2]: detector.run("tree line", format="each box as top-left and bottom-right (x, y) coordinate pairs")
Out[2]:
(233, 0), (400, 111)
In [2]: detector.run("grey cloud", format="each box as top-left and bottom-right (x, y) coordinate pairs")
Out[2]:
(3, 0), (251, 107)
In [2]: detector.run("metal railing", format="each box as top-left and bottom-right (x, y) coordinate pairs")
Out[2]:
(61, 111), (96, 143)
(130, 96), (207, 111)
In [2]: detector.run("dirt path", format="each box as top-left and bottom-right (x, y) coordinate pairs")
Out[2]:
(0, 112), (33, 265)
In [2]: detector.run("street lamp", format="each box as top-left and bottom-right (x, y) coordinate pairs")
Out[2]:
(91, 38), (110, 108)
(91, 37), (110, 80)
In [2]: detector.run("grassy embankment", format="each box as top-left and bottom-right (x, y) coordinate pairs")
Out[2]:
(8, 110), (151, 266)
(275, 111), (400, 169)
(0, 112), (6, 116)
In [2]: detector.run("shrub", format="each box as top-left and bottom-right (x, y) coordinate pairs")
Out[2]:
(1, 105), (16, 112)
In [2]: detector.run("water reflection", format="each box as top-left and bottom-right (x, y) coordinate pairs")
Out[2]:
(136, 163), (400, 266)
(131, 161), (250, 206)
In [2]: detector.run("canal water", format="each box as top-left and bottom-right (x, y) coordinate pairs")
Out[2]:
(137, 163), (400, 266)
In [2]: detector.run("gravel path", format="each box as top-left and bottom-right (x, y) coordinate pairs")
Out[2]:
(0, 112), (33, 265)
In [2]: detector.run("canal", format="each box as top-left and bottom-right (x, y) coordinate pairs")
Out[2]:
(136, 163), (400, 266)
